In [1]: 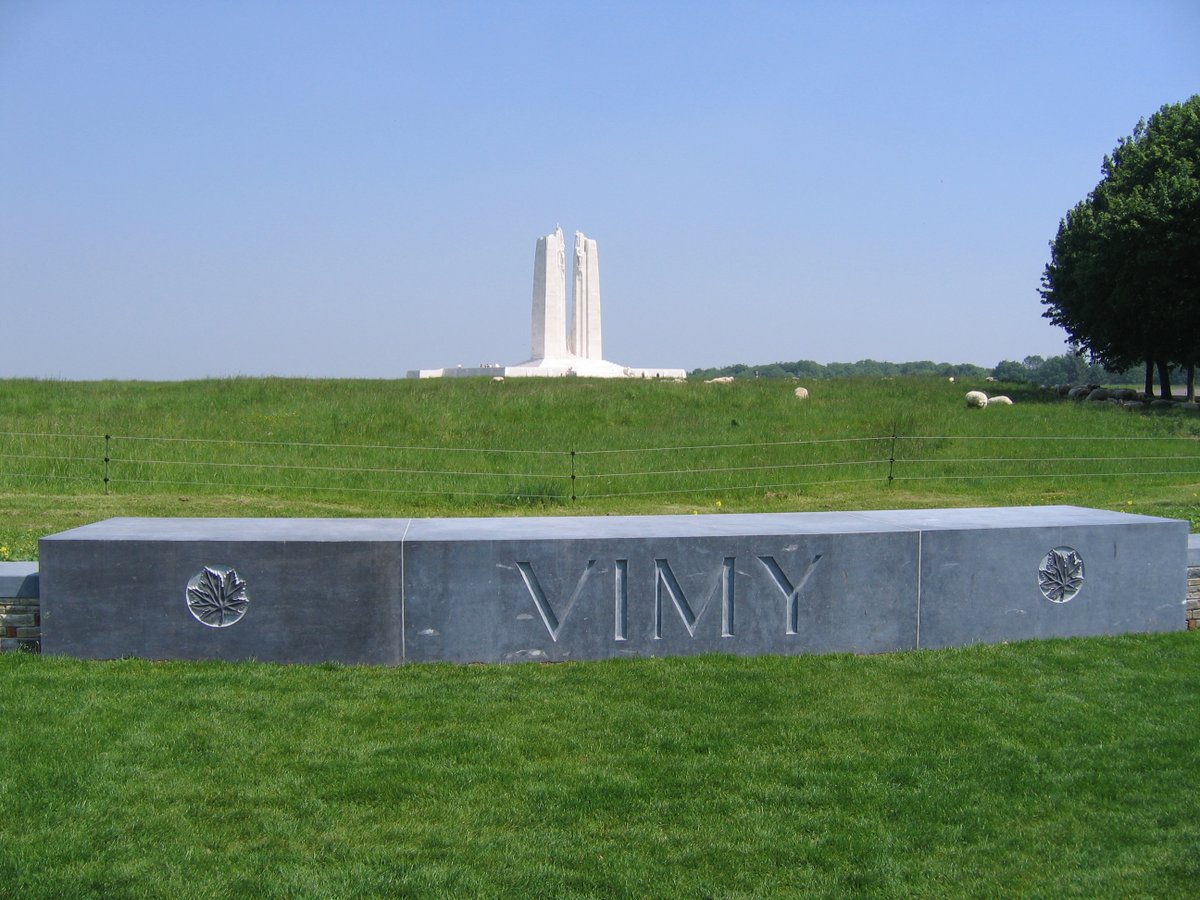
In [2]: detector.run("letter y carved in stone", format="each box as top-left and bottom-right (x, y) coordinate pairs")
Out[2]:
(758, 554), (823, 635)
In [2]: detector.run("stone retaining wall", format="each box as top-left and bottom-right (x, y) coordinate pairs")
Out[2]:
(0, 562), (40, 653)
(1189, 534), (1200, 630)
(1188, 569), (1200, 630)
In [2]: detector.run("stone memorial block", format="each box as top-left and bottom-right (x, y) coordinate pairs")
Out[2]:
(41, 518), (408, 664)
(894, 506), (1186, 648)
(39, 506), (1187, 665)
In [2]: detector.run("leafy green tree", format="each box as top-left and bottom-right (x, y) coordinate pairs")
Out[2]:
(754, 364), (792, 378)
(1040, 96), (1200, 400)
(992, 360), (1029, 382)
(1032, 353), (1095, 386)
(787, 360), (827, 379)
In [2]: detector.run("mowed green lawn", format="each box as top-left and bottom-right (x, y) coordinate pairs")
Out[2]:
(1, 376), (1198, 896)
(2, 635), (1198, 897)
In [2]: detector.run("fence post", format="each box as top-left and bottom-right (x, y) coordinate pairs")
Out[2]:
(104, 434), (111, 495)
(887, 427), (897, 487)
(570, 449), (577, 502)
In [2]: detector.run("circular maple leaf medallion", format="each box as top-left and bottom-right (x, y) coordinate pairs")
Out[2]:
(186, 565), (250, 627)
(1038, 547), (1084, 603)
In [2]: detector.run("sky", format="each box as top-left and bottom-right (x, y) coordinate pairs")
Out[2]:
(1, 1), (1198, 380)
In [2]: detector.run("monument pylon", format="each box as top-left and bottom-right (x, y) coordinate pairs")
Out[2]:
(530, 225), (568, 361)
(407, 226), (686, 379)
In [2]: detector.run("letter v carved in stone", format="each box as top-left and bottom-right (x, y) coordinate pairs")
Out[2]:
(516, 560), (597, 641)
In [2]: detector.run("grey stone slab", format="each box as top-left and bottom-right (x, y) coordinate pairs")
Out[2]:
(401, 529), (919, 663)
(0, 561), (40, 598)
(402, 511), (913, 542)
(37, 506), (1188, 665)
(40, 533), (403, 664)
(917, 517), (1186, 648)
(850, 505), (1176, 530)
(45, 517), (413, 542)
(1189, 533), (1200, 567)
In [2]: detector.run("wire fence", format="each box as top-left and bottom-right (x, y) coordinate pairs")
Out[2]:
(0, 429), (1198, 504)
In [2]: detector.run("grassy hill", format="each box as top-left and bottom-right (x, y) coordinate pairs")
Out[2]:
(1, 375), (1198, 557)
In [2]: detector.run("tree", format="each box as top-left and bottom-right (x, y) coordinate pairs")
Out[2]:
(1040, 96), (1200, 400)
(992, 360), (1029, 382)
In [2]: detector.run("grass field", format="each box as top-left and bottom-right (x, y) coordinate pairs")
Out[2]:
(2, 634), (1198, 897)
(1, 375), (1198, 558)
(2, 376), (1198, 896)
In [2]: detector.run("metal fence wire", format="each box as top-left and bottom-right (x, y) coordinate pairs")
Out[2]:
(0, 430), (1197, 503)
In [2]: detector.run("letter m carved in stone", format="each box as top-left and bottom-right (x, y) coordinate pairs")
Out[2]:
(654, 558), (735, 639)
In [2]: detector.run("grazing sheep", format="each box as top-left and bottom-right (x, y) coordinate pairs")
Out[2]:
(793, 386), (810, 400)
(965, 391), (988, 408)
(989, 395), (1013, 406)
(705, 376), (735, 384)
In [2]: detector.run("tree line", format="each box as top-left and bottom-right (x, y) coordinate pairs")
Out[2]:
(690, 359), (991, 381)
(690, 354), (1144, 385)
(990, 355), (1143, 386)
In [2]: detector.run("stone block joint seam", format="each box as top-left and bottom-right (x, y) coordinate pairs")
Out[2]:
(915, 530), (923, 649)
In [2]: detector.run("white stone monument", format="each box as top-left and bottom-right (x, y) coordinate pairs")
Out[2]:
(409, 227), (686, 379)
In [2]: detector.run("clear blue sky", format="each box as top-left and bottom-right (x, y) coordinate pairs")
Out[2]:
(2, 1), (1197, 379)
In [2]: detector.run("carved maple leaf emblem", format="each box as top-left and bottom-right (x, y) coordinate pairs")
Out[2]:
(1038, 548), (1084, 603)
(186, 566), (250, 627)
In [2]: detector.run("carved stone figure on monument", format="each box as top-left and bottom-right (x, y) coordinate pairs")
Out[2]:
(571, 233), (587, 357)
(570, 231), (602, 361)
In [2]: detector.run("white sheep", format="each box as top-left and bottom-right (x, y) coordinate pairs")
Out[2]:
(965, 391), (989, 408)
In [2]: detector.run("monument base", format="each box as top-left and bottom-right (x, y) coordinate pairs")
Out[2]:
(408, 356), (686, 379)
(39, 507), (1187, 665)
